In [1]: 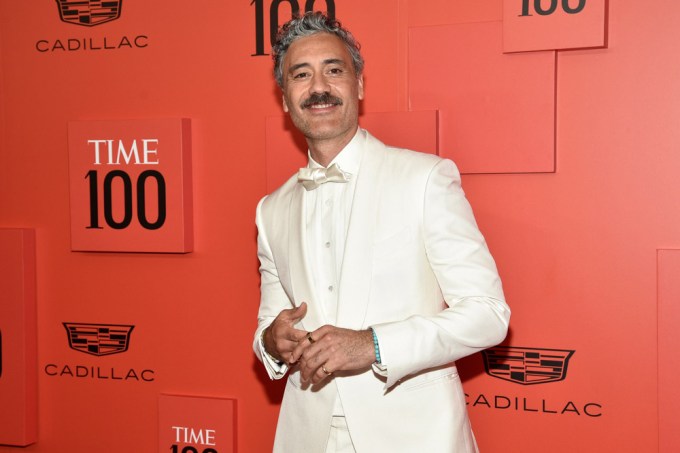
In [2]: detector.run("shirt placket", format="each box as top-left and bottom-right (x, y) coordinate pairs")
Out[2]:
(320, 184), (339, 324)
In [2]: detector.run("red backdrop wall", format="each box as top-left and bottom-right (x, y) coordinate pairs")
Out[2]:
(1, 1), (679, 451)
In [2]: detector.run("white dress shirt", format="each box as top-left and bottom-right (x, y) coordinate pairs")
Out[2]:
(305, 131), (362, 325)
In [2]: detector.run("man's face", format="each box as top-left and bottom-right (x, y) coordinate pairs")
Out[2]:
(281, 33), (364, 144)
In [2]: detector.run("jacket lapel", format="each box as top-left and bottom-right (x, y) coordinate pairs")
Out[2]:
(336, 133), (386, 329)
(287, 182), (325, 330)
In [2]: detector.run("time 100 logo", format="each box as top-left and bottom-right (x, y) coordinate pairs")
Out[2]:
(85, 139), (166, 230)
(250, 0), (336, 56)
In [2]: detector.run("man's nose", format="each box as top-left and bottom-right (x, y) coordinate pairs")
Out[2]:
(309, 73), (330, 94)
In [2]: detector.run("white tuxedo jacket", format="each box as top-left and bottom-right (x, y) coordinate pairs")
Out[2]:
(254, 130), (510, 453)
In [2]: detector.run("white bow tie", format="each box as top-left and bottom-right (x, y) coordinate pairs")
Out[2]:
(297, 163), (351, 191)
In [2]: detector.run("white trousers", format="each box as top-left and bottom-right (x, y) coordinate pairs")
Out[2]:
(324, 416), (356, 453)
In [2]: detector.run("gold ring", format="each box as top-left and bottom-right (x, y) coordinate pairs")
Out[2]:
(321, 365), (332, 375)
(306, 332), (315, 344)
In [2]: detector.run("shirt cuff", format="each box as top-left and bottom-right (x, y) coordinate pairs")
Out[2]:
(372, 361), (388, 377)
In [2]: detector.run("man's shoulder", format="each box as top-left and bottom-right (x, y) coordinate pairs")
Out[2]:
(385, 145), (442, 168)
(365, 131), (441, 166)
(364, 131), (444, 178)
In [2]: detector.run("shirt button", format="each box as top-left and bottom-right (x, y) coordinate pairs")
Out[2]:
(325, 199), (332, 207)
(325, 241), (331, 248)
(328, 285), (334, 292)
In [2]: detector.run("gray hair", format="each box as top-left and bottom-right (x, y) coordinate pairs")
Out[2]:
(272, 12), (364, 88)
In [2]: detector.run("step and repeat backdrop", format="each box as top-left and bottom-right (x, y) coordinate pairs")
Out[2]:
(1, 0), (679, 451)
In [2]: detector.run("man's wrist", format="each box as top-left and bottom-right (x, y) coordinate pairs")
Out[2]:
(261, 326), (283, 364)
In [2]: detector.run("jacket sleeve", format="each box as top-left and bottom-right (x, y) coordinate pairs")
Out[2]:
(371, 159), (510, 388)
(253, 195), (291, 380)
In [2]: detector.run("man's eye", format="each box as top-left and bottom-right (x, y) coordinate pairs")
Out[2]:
(328, 68), (343, 75)
(293, 72), (309, 79)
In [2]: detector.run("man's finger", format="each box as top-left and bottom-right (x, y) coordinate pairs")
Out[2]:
(285, 327), (308, 342)
(289, 333), (316, 364)
(299, 347), (331, 381)
(286, 302), (307, 322)
(306, 361), (333, 384)
(312, 362), (334, 384)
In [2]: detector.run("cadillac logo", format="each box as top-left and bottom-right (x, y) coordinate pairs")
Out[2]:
(482, 346), (575, 385)
(56, 0), (123, 27)
(63, 322), (134, 356)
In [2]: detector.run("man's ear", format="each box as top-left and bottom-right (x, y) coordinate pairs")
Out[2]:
(282, 94), (289, 113)
(358, 75), (365, 100)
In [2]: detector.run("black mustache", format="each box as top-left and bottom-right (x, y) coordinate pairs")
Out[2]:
(301, 92), (342, 109)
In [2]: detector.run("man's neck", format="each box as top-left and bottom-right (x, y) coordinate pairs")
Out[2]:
(307, 126), (358, 167)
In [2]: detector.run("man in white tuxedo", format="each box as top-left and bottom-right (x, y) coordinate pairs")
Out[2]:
(253, 12), (510, 453)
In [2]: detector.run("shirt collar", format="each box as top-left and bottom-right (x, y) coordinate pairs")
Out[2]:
(307, 128), (365, 175)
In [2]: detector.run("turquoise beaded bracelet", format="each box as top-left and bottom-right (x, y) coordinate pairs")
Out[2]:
(370, 327), (382, 364)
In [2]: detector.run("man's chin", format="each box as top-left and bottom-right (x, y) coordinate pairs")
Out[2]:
(304, 125), (357, 142)
(297, 120), (341, 137)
